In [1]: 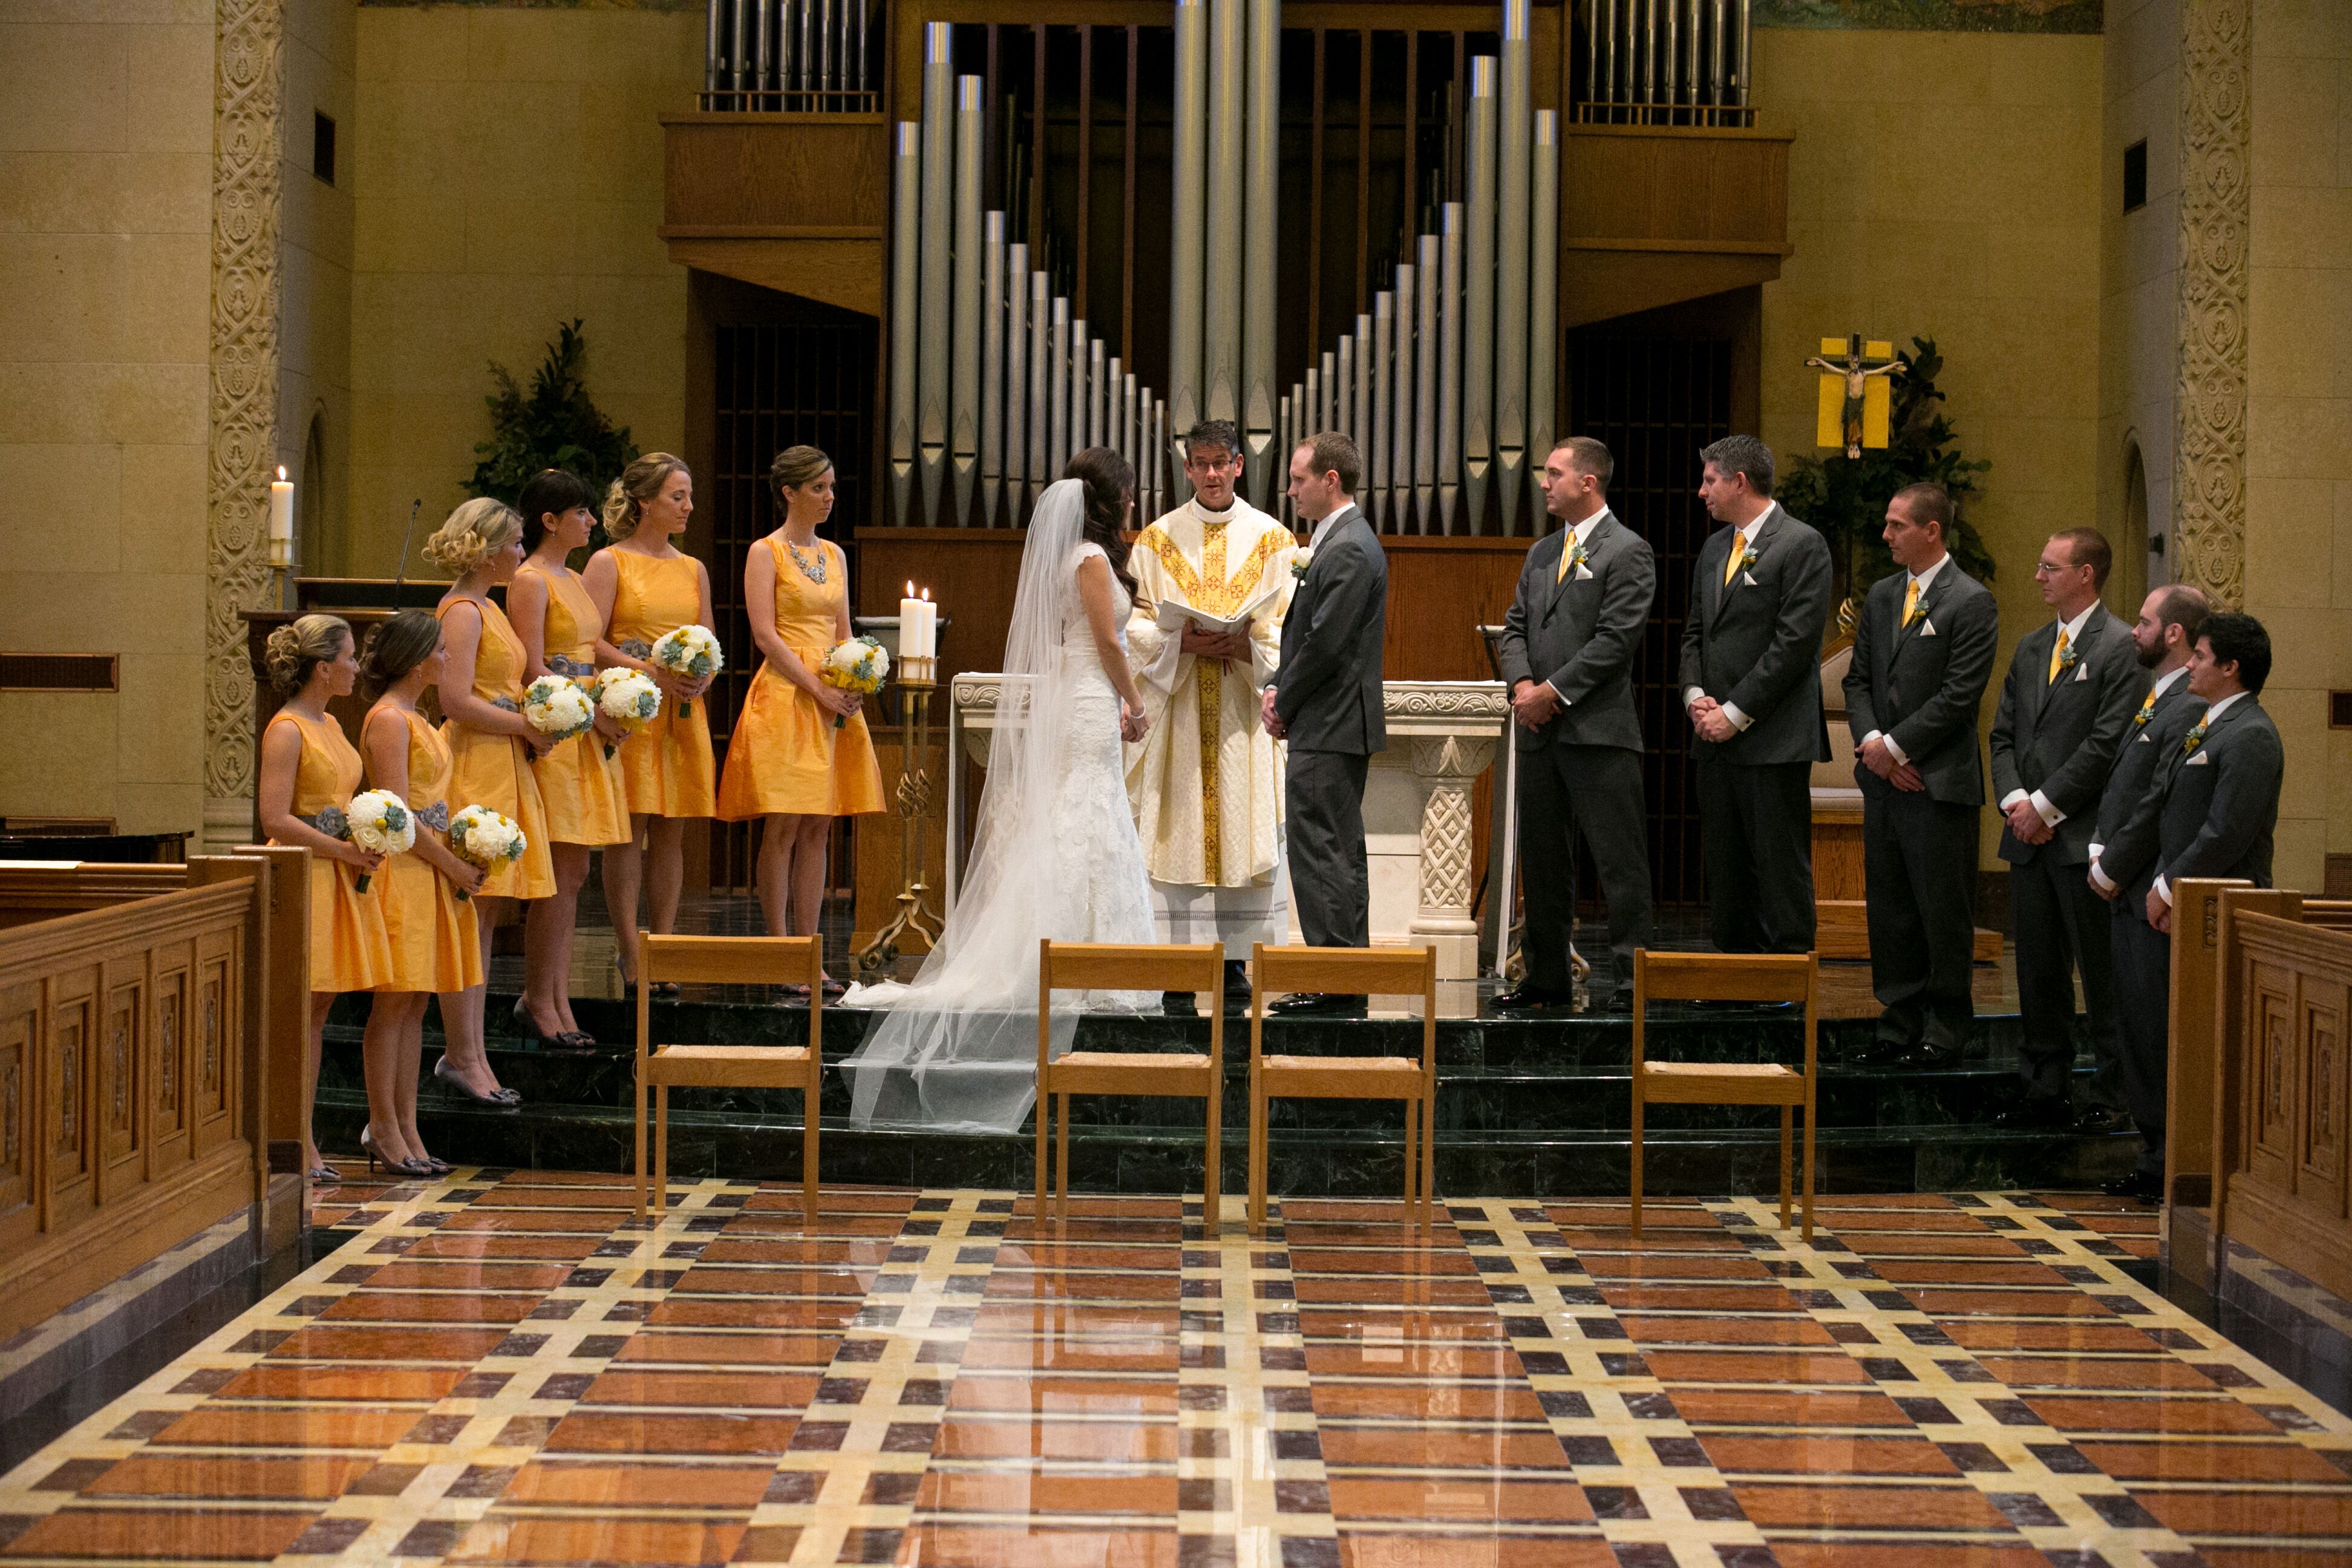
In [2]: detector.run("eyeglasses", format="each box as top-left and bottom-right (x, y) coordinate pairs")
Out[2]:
(2032, 560), (2080, 576)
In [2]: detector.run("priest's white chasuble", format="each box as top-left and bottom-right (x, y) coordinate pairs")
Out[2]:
(1125, 497), (1299, 957)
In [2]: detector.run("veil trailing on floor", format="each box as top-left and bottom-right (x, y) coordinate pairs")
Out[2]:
(840, 478), (1151, 1133)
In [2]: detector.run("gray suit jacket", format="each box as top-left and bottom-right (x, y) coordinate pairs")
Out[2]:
(2103, 693), (2283, 910)
(1675, 503), (1834, 767)
(1275, 505), (1387, 755)
(1495, 509), (1655, 754)
(1842, 559), (1999, 806)
(2091, 671), (2199, 857)
(1988, 605), (2148, 867)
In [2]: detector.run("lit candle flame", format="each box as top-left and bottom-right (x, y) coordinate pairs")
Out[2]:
(276, 465), (287, 482)
(921, 587), (932, 602)
(906, 580), (913, 597)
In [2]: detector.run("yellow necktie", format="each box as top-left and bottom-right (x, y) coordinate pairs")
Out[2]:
(1723, 531), (1746, 586)
(1901, 578), (1920, 628)
(1556, 532), (1575, 583)
(2047, 627), (2069, 684)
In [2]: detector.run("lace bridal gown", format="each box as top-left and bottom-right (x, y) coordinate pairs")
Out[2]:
(840, 479), (1156, 1133)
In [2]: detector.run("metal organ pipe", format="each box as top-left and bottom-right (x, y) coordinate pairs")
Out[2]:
(981, 211), (1004, 526)
(888, 122), (920, 522)
(1028, 272), (1049, 505)
(1004, 243), (1028, 516)
(1351, 312), (1371, 462)
(915, 25), (953, 522)
(950, 75), (984, 524)
(1050, 298), (1070, 483)
(1463, 57), (1496, 534)
(1391, 265), (1414, 532)
(1371, 292), (1393, 528)
(1529, 111), (1559, 500)
(1497, 3), (1530, 534)
(1437, 205), (1462, 534)
(1415, 232), (1438, 529)
(1168, 0), (1207, 478)
(1241, 0), (1281, 505)
(1204, 0), (1244, 430)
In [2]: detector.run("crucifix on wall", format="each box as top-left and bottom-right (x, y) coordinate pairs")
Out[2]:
(1806, 335), (1904, 459)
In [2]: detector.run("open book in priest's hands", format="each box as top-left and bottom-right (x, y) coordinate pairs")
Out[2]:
(1150, 578), (1286, 638)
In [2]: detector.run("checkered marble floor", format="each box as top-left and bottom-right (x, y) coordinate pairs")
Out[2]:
(4, 1172), (2348, 1567)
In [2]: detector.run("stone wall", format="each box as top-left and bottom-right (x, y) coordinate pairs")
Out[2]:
(0, 0), (218, 835)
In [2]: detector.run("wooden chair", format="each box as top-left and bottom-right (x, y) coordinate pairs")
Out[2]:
(1036, 940), (1226, 1228)
(636, 933), (823, 1224)
(1630, 949), (1818, 1241)
(1249, 943), (1440, 1233)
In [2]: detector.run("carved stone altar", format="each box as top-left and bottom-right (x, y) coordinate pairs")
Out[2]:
(947, 678), (1509, 998)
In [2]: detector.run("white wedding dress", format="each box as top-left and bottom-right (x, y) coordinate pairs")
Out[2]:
(841, 480), (1157, 1133)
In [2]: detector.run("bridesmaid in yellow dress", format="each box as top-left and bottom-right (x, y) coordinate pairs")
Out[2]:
(585, 452), (717, 996)
(717, 446), (884, 993)
(358, 609), (490, 1178)
(255, 613), (391, 1185)
(428, 497), (555, 1105)
(509, 468), (630, 1047)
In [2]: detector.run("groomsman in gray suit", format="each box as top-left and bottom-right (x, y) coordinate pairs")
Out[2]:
(1845, 482), (1999, 1069)
(2091, 608), (2279, 1203)
(1264, 431), (1387, 1017)
(1986, 529), (2148, 1132)
(1679, 435), (1835, 957)
(1495, 436), (1656, 1013)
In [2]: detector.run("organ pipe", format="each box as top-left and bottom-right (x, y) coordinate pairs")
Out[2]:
(1529, 111), (1559, 501)
(1438, 203), (1462, 534)
(1415, 233), (1438, 530)
(1371, 292), (1393, 528)
(950, 75), (984, 524)
(1050, 298), (1070, 483)
(1391, 265), (1415, 531)
(981, 211), (1005, 526)
(887, 122), (920, 523)
(915, 25), (952, 522)
(1028, 272), (1049, 505)
(1463, 57), (1496, 534)
(1497, 5), (1530, 534)
(1204, 0), (1244, 431)
(1005, 241), (1028, 515)
(1240, 0), (1281, 504)
(1168, 0), (1207, 477)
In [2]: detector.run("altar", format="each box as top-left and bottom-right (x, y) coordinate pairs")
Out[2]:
(947, 678), (1511, 1005)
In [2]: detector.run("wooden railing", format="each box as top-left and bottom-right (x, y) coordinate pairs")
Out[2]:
(0, 850), (307, 1337)
(2174, 879), (2352, 1296)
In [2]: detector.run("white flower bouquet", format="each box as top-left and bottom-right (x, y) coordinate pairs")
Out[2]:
(589, 667), (662, 759)
(446, 805), (525, 902)
(522, 675), (596, 759)
(344, 789), (413, 893)
(649, 624), (724, 718)
(818, 636), (890, 729)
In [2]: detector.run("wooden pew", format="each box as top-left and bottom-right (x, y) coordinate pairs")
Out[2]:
(2192, 885), (2352, 1302)
(0, 852), (306, 1336)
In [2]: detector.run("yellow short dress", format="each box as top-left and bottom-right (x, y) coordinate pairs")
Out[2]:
(717, 537), (886, 820)
(607, 548), (717, 819)
(435, 596), (556, 901)
(265, 711), (394, 995)
(519, 564), (630, 847)
(370, 709), (485, 994)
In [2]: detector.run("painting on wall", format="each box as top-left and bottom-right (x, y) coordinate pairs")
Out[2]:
(1757, 0), (2101, 32)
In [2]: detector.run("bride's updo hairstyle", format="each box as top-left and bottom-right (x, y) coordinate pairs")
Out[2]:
(603, 452), (690, 541)
(264, 613), (353, 696)
(1063, 446), (1136, 589)
(422, 497), (523, 576)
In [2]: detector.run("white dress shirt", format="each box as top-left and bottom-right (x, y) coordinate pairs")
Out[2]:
(1862, 551), (1952, 767)
(1682, 503), (1780, 733)
(1998, 599), (2104, 828)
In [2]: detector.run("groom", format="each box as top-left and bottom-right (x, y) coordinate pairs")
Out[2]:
(1262, 431), (1387, 1017)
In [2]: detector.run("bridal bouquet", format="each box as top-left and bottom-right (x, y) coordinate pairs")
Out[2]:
(521, 676), (595, 758)
(344, 790), (413, 893)
(818, 636), (889, 729)
(589, 668), (661, 759)
(446, 805), (526, 901)
(649, 625), (724, 718)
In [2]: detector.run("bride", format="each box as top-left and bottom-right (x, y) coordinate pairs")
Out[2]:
(841, 449), (1160, 1132)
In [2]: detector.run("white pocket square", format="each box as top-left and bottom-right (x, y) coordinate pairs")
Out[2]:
(1742, 571), (1760, 587)
(1918, 619), (1938, 637)
(2185, 751), (2211, 766)
(1574, 564), (1594, 581)
(2135, 731), (2152, 743)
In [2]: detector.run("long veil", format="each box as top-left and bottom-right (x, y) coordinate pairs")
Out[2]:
(840, 478), (1146, 1132)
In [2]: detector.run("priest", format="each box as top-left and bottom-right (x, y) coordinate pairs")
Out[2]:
(1125, 419), (1300, 1013)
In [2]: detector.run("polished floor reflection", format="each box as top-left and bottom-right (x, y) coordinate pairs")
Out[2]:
(4, 1172), (2347, 1566)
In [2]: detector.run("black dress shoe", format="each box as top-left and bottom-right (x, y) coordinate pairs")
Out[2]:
(1491, 984), (1575, 1014)
(2073, 1105), (2128, 1134)
(1586, 991), (1634, 1015)
(2103, 1169), (2163, 1205)
(1896, 1043), (1959, 1070)
(1163, 991), (1199, 1017)
(1267, 993), (1368, 1019)
(1990, 1094), (2074, 1131)
(1852, 1038), (1918, 1070)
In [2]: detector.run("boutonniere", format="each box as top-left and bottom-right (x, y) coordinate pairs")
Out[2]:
(2131, 691), (2157, 728)
(1290, 547), (1312, 581)
(2182, 716), (2209, 756)
(1734, 545), (1761, 576)
(1569, 542), (1593, 575)
(2056, 639), (2079, 673)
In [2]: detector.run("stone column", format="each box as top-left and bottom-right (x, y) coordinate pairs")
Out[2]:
(2172, 0), (2251, 608)
(204, 0), (286, 851)
(1406, 733), (1494, 982)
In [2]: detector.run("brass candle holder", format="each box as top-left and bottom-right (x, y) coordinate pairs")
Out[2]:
(855, 657), (942, 976)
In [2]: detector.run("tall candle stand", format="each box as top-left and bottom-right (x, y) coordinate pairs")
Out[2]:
(854, 657), (944, 976)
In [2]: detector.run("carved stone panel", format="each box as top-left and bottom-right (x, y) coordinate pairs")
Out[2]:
(2172, 0), (2251, 607)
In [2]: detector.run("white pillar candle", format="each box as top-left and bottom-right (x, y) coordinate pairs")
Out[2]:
(920, 589), (936, 659)
(900, 582), (923, 663)
(267, 466), (293, 566)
